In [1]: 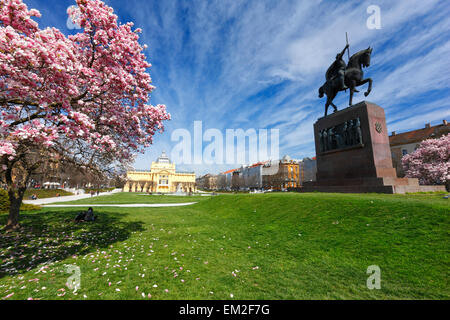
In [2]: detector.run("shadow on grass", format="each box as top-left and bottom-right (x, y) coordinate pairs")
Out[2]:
(0, 210), (145, 279)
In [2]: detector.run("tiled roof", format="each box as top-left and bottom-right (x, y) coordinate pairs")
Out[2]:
(249, 161), (268, 168)
(389, 122), (449, 146)
(222, 168), (238, 175)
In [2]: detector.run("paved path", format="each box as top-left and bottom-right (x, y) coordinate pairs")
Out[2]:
(42, 203), (197, 208)
(23, 188), (122, 205)
(23, 189), (198, 208)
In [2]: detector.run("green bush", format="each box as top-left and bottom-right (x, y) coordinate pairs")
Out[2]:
(0, 189), (41, 213)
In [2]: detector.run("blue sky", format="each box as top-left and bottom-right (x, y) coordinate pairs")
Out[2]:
(26, 0), (450, 175)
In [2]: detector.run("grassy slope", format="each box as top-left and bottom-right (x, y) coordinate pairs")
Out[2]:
(0, 193), (448, 300)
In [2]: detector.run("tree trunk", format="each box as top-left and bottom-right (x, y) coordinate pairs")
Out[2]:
(6, 199), (21, 230)
(5, 188), (25, 231)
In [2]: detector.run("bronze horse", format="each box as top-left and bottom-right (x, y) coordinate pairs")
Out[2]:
(319, 47), (373, 117)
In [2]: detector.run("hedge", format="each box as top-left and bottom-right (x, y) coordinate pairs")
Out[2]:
(0, 189), (41, 213)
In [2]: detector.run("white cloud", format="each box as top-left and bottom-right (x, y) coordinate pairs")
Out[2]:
(370, 41), (450, 105)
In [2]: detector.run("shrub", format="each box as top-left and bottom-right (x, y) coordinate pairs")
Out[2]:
(0, 189), (41, 213)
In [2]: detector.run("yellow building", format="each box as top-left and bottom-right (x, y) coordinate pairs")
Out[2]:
(123, 151), (196, 193)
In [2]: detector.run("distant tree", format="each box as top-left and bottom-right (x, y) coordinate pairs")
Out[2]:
(111, 171), (127, 189)
(196, 176), (206, 191)
(244, 173), (259, 190)
(231, 171), (243, 191)
(216, 174), (227, 190)
(402, 133), (450, 190)
(0, 0), (170, 229)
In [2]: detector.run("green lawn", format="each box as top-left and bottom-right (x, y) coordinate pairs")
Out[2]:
(0, 192), (449, 300)
(54, 192), (211, 204)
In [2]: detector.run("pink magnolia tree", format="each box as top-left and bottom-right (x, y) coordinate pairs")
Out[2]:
(402, 133), (450, 190)
(0, 0), (170, 229)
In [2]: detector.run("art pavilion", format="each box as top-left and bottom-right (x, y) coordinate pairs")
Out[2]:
(123, 151), (196, 193)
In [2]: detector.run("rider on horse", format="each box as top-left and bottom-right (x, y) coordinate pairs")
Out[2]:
(325, 44), (354, 92)
(319, 40), (373, 117)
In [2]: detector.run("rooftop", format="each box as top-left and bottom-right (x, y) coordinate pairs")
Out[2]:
(389, 120), (449, 146)
(222, 168), (238, 175)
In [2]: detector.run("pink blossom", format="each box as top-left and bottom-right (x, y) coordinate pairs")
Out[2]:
(3, 292), (14, 299)
(402, 134), (450, 185)
(1, 0), (170, 179)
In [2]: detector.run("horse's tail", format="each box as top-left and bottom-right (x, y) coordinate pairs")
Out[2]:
(318, 85), (324, 98)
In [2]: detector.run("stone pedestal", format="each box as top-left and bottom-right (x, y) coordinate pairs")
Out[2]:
(303, 101), (427, 194)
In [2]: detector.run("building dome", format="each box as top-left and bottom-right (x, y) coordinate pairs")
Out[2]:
(156, 151), (171, 164)
(282, 155), (292, 162)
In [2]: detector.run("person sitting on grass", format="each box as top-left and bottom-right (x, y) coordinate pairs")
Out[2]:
(74, 210), (86, 222)
(85, 207), (97, 222)
(75, 207), (97, 222)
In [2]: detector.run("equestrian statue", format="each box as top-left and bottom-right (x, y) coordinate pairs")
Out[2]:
(319, 36), (373, 117)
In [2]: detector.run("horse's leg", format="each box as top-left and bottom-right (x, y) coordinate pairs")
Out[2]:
(328, 90), (338, 114)
(364, 78), (372, 97)
(350, 87), (355, 106)
(348, 87), (355, 107)
(330, 101), (338, 113)
(325, 100), (330, 117)
(354, 78), (372, 97)
(347, 77), (359, 93)
(348, 81), (355, 106)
